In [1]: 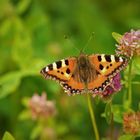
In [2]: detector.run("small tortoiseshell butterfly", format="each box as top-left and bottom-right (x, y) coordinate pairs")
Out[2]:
(40, 53), (128, 95)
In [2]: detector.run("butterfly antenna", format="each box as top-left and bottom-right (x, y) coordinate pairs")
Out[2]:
(64, 35), (80, 53)
(80, 32), (95, 54)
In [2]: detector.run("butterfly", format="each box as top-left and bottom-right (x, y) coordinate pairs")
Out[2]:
(40, 53), (128, 96)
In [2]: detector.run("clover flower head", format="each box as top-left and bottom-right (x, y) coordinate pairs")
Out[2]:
(29, 92), (56, 119)
(123, 112), (140, 135)
(116, 29), (140, 58)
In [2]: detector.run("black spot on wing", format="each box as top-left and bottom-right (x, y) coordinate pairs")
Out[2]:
(99, 64), (104, 70)
(65, 59), (69, 65)
(56, 61), (62, 69)
(98, 55), (102, 62)
(105, 55), (111, 62)
(48, 64), (53, 70)
(115, 56), (120, 62)
(66, 68), (70, 74)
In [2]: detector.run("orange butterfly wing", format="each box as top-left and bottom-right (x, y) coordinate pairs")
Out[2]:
(88, 54), (128, 93)
(40, 57), (85, 95)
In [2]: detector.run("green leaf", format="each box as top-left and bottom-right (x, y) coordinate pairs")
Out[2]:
(2, 131), (15, 140)
(11, 18), (33, 69)
(119, 134), (134, 140)
(0, 1), (13, 19)
(111, 105), (126, 123)
(123, 100), (131, 110)
(105, 102), (112, 124)
(21, 97), (30, 107)
(56, 123), (69, 135)
(133, 57), (140, 75)
(132, 81), (140, 85)
(18, 97), (31, 121)
(138, 102), (140, 111)
(30, 125), (43, 140)
(0, 71), (22, 99)
(94, 96), (100, 105)
(0, 59), (44, 99)
(112, 32), (122, 43)
(18, 110), (31, 121)
(16, 0), (32, 15)
(0, 19), (13, 36)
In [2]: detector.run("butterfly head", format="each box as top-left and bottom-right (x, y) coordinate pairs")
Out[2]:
(77, 54), (88, 68)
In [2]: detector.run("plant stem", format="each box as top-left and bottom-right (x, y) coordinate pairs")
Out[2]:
(87, 94), (100, 140)
(128, 60), (132, 106)
(107, 101), (114, 140)
(110, 113), (114, 140)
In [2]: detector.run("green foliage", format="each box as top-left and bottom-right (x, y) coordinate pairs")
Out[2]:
(133, 57), (140, 75)
(102, 104), (130, 124)
(0, 0), (140, 140)
(0, 71), (22, 98)
(118, 135), (134, 140)
(105, 102), (112, 124)
(112, 32), (122, 43)
(112, 104), (128, 123)
(2, 132), (15, 140)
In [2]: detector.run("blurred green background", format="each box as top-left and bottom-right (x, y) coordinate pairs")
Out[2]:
(0, 0), (140, 140)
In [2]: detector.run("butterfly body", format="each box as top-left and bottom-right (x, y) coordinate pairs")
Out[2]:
(72, 54), (98, 84)
(40, 54), (128, 95)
